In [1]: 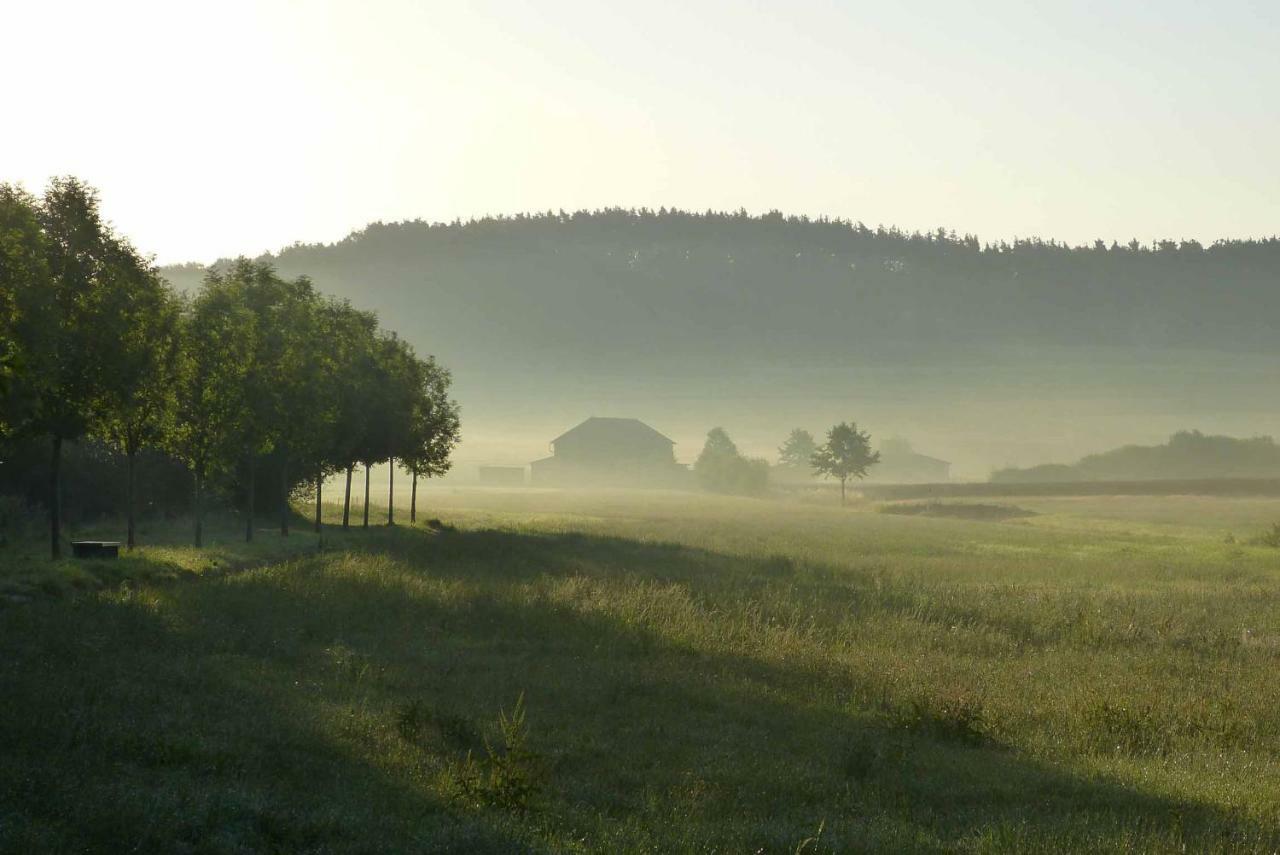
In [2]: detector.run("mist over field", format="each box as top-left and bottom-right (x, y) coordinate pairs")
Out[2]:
(10, 2), (1280, 851)
(165, 213), (1280, 477)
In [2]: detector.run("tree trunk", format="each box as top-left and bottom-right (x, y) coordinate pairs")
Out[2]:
(194, 470), (204, 548)
(245, 454), (255, 542)
(387, 456), (395, 525)
(49, 435), (62, 560)
(126, 447), (137, 550)
(410, 469), (418, 524)
(840, 476), (847, 507)
(314, 471), (323, 533)
(279, 457), (290, 537)
(362, 464), (370, 529)
(342, 464), (352, 529)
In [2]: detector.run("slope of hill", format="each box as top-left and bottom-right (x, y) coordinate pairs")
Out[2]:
(161, 210), (1280, 472)
(162, 209), (1280, 366)
(992, 430), (1280, 483)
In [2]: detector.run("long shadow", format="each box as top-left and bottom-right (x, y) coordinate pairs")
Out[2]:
(2, 522), (1277, 852)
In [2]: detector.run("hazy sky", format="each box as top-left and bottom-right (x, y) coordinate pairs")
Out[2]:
(5, 0), (1277, 264)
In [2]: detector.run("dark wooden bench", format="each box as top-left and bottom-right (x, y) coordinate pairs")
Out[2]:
(71, 541), (121, 559)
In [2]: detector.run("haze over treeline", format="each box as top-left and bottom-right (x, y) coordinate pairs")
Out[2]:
(162, 209), (1280, 475)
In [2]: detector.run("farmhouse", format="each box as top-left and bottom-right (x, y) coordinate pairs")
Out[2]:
(871, 448), (951, 483)
(530, 417), (690, 487)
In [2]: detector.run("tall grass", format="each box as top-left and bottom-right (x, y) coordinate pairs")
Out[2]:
(3, 490), (1280, 851)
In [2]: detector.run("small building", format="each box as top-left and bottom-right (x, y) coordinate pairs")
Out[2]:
(478, 465), (526, 486)
(871, 448), (951, 483)
(860, 437), (952, 484)
(530, 417), (690, 487)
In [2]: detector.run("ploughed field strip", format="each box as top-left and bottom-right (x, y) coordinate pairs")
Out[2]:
(4, 490), (1280, 852)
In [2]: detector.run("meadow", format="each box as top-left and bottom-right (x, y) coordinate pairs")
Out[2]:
(3, 488), (1280, 852)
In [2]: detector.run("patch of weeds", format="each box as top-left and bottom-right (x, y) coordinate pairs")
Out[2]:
(1079, 698), (1252, 756)
(887, 689), (992, 746)
(37, 577), (67, 598)
(1081, 700), (1171, 756)
(793, 819), (827, 854)
(441, 693), (541, 812)
(326, 643), (380, 683)
(395, 700), (482, 750)
(1249, 522), (1280, 548)
(759, 555), (795, 577)
(839, 731), (911, 782)
(425, 518), (456, 533)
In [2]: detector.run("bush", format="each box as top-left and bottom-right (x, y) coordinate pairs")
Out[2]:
(1252, 522), (1280, 548)
(441, 694), (541, 812)
(694, 428), (769, 496)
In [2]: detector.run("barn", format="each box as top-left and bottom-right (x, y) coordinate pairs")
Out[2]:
(530, 417), (690, 487)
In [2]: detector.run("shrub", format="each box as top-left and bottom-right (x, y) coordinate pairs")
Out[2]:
(442, 694), (541, 812)
(395, 700), (480, 750)
(694, 428), (769, 496)
(1252, 522), (1280, 548)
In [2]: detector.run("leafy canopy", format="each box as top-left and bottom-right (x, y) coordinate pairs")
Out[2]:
(811, 422), (880, 483)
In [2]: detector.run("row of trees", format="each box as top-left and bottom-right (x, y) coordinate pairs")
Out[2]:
(1, 178), (460, 558)
(695, 423), (879, 503)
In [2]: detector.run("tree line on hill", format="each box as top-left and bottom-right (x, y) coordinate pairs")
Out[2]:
(1, 178), (460, 558)
(991, 431), (1280, 484)
(161, 208), (1280, 382)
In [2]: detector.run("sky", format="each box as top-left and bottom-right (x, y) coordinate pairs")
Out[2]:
(3, 0), (1278, 264)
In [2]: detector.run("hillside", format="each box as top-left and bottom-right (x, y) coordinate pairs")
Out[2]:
(992, 430), (1280, 483)
(8, 491), (1280, 851)
(161, 211), (1280, 471)
(162, 210), (1280, 364)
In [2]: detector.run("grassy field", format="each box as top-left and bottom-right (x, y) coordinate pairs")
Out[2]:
(3, 489), (1280, 852)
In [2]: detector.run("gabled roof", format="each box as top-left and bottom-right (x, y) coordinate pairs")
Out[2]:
(881, 450), (951, 466)
(552, 417), (674, 447)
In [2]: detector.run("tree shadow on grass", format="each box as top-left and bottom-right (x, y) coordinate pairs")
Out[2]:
(1, 523), (1277, 852)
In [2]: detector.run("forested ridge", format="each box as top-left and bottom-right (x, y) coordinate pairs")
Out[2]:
(993, 430), (1280, 483)
(164, 209), (1280, 373)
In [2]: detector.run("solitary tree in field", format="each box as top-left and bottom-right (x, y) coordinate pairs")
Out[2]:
(777, 428), (817, 471)
(811, 422), (880, 506)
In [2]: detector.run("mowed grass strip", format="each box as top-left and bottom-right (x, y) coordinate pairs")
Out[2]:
(3, 491), (1280, 852)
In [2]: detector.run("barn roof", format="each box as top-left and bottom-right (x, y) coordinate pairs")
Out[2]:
(552, 417), (674, 447)
(882, 450), (951, 466)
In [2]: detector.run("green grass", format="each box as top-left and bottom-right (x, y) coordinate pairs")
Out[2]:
(0, 510), (330, 602)
(4, 490), (1280, 851)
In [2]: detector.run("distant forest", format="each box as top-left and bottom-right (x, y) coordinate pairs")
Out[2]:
(164, 209), (1280, 372)
(992, 431), (1280, 483)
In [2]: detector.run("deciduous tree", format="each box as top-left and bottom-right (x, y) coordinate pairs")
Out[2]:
(811, 422), (880, 506)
